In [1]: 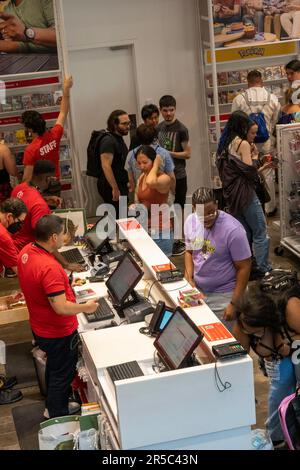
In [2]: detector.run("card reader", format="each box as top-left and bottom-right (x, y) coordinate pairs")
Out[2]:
(212, 341), (247, 360)
(156, 268), (184, 283)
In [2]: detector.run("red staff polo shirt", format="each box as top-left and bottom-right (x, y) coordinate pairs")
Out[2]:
(23, 124), (64, 179)
(11, 182), (51, 252)
(0, 224), (18, 275)
(18, 243), (78, 338)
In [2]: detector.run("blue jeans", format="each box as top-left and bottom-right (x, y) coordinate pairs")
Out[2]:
(150, 228), (174, 257)
(237, 195), (271, 273)
(265, 357), (296, 442)
(203, 291), (234, 333)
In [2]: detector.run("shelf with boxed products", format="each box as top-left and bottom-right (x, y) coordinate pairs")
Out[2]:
(0, 105), (60, 119)
(0, 71), (77, 208)
(204, 64), (290, 187)
(206, 78), (287, 91)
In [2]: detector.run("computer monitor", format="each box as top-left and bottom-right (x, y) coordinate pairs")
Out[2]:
(153, 307), (204, 370)
(85, 213), (115, 254)
(105, 251), (143, 308)
(148, 301), (175, 336)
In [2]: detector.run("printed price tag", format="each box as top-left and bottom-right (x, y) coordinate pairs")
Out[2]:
(199, 323), (233, 342)
(118, 219), (141, 231)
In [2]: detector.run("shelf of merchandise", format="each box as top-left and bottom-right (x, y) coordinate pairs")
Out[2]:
(198, 0), (300, 190)
(0, 71), (75, 207)
(0, 106), (60, 119)
(276, 123), (300, 258)
(206, 78), (287, 91)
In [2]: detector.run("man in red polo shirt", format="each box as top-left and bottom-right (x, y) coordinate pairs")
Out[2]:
(18, 215), (98, 418)
(12, 160), (53, 252)
(21, 76), (73, 182)
(0, 198), (27, 276)
(12, 160), (83, 272)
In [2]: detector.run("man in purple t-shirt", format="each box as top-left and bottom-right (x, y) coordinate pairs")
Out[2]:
(184, 187), (251, 330)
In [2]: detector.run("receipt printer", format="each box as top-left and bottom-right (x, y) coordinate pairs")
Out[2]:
(123, 299), (154, 324)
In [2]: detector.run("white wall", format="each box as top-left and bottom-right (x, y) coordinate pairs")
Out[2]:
(61, 0), (209, 199)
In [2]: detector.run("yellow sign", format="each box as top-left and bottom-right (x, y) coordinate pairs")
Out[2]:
(206, 41), (297, 64)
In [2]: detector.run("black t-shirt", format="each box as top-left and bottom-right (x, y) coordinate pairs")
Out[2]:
(157, 119), (189, 179)
(99, 133), (128, 186)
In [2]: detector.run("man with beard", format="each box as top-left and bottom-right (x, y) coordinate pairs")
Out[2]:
(98, 109), (130, 218)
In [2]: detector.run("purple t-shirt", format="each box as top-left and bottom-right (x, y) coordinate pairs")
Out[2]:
(184, 211), (251, 293)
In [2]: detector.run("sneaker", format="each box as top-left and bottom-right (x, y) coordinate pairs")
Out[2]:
(43, 401), (81, 419)
(5, 267), (17, 278)
(172, 240), (186, 256)
(0, 388), (23, 405)
(0, 375), (17, 391)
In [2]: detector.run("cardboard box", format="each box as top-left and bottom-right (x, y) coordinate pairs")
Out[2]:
(0, 293), (28, 325)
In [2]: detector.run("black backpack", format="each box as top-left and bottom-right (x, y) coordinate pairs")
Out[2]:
(86, 129), (111, 178)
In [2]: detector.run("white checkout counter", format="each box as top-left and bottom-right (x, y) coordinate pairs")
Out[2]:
(71, 219), (256, 450)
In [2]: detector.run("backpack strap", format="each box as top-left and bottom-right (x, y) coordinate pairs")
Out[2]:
(241, 90), (252, 112)
(241, 90), (271, 113)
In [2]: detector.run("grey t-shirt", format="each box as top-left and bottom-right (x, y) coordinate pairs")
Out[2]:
(157, 119), (189, 180)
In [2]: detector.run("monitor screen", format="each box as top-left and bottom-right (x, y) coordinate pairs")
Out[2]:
(153, 307), (204, 370)
(105, 252), (143, 306)
(85, 214), (116, 254)
(148, 301), (175, 336)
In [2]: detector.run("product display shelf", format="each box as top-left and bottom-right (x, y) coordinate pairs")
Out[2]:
(204, 60), (295, 190)
(206, 77), (287, 91)
(0, 72), (75, 207)
(276, 123), (300, 258)
(0, 106), (60, 119)
(197, 0), (300, 190)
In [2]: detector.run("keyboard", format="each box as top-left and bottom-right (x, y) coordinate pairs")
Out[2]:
(61, 248), (85, 264)
(84, 298), (114, 323)
(106, 361), (144, 382)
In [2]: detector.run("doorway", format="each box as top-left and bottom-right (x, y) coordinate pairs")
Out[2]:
(69, 44), (138, 214)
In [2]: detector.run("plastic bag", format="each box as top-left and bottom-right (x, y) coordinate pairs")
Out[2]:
(76, 428), (99, 450)
(251, 429), (274, 450)
(38, 415), (80, 450)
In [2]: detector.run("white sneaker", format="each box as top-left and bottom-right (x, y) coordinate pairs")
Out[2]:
(43, 401), (81, 419)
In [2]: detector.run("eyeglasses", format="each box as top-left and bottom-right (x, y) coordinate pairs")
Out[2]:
(197, 210), (218, 222)
(119, 121), (131, 127)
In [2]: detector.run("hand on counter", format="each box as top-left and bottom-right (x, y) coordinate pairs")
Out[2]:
(223, 302), (236, 322)
(65, 262), (88, 273)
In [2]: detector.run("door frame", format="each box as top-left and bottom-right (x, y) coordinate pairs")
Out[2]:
(55, 2), (141, 207)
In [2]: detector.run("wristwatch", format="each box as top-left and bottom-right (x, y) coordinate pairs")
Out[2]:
(24, 27), (35, 40)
